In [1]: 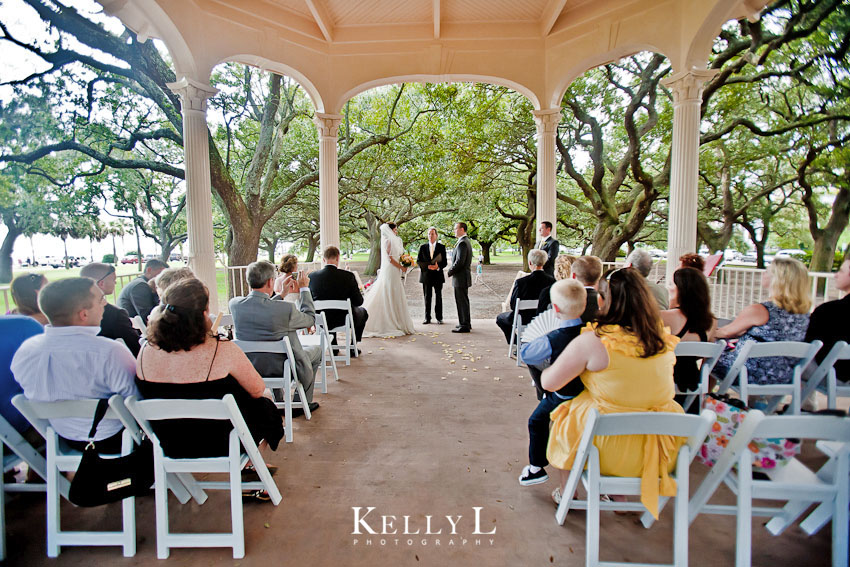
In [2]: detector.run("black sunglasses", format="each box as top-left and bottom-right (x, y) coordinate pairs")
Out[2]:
(96, 266), (116, 284)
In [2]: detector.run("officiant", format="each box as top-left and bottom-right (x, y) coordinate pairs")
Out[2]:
(417, 227), (448, 325)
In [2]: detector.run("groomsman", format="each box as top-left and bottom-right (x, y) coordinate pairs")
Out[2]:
(447, 222), (473, 333)
(537, 221), (560, 278)
(417, 227), (447, 324)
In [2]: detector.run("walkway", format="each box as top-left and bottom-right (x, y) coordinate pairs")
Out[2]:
(4, 318), (835, 565)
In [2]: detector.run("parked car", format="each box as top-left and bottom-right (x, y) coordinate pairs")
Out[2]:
(774, 249), (807, 261)
(121, 255), (140, 264)
(168, 252), (183, 261)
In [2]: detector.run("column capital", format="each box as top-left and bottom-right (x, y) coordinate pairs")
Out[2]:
(167, 77), (218, 113)
(661, 68), (719, 106)
(314, 113), (344, 138)
(532, 108), (561, 134)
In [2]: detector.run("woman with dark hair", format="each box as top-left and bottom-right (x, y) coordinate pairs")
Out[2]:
(9, 273), (48, 325)
(541, 268), (683, 518)
(136, 278), (283, 460)
(660, 268), (717, 397)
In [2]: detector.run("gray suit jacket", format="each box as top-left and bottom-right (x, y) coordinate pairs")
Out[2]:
(447, 236), (473, 288)
(229, 290), (316, 382)
(117, 275), (159, 323)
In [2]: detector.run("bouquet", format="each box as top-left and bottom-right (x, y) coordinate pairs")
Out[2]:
(399, 253), (415, 268)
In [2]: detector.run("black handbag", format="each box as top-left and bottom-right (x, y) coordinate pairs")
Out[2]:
(68, 399), (155, 507)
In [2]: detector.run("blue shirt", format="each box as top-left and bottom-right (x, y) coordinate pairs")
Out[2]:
(0, 315), (44, 433)
(520, 317), (583, 367)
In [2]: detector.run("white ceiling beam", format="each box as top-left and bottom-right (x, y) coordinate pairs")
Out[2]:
(540, 0), (568, 37)
(433, 0), (441, 39)
(305, 0), (333, 42)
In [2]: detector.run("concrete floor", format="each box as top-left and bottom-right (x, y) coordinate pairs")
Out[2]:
(3, 318), (836, 566)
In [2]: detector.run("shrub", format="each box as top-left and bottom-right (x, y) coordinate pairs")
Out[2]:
(102, 253), (116, 264)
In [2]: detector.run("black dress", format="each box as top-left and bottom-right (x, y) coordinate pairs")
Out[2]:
(672, 318), (708, 414)
(137, 340), (284, 458)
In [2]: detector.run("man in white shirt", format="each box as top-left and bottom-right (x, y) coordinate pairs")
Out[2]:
(11, 277), (138, 451)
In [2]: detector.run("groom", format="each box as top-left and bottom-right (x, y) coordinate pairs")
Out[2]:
(417, 226), (447, 324)
(447, 221), (473, 333)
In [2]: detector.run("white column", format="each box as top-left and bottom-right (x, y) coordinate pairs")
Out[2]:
(167, 77), (220, 310)
(661, 69), (717, 283)
(314, 113), (343, 252)
(533, 108), (561, 238)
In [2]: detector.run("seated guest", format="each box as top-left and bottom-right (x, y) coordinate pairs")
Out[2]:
(230, 261), (321, 413)
(536, 255), (576, 314)
(309, 246), (368, 344)
(518, 280), (587, 486)
(0, 315), (45, 449)
(626, 249), (668, 309)
(136, 278), (283, 457)
(273, 255), (301, 302)
(118, 259), (168, 324)
(541, 268), (683, 517)
(155, 267), (194, 295)
(11, 278), (138, 452)
(678, 253), (705, 272)
(713, 257), (810, 396)
(804, 257), (850, 382)
(660, 268), (717, 405)
(539, 255), (604, 322)
(496, 249), (556, 343)
(80, 262), (142, 356)
(9, 273), (48, 325)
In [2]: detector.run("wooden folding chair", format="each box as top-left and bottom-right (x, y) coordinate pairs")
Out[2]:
(555, 409), (716, 567)
(124, 394), (282, 559)
(313, 299), (358, 366)
(298, 311), (339, 393)
(508, 299), (538, 366)
(673, 340), (726, 412)
(688, 411), (850, 567)
(233, 336), (310, 443)
(716, 340), (822, 414)
(11, 395), (138, 557)
(802, 341), (850, 410)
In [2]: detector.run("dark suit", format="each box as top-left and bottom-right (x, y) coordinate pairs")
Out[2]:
(538, 285), (599, 324)
(417, 242), (447, 322)
(308, 264), (368, 341)
(229, 290), (319, 403)
(496, 270), (556, 343)
(447, 235), (473, 330)
(99, 303), (142, 357)
(117, 275), (159, 323)
(538, 236), (560, 278)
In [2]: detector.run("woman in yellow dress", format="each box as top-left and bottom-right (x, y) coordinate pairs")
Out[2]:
(542, 268), (683, 518)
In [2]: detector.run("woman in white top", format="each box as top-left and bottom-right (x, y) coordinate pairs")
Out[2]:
(362, 223), (415, 337)
(273, 254), (301, 303)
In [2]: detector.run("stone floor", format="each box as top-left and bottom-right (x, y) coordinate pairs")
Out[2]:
(3, 315), (836, 566)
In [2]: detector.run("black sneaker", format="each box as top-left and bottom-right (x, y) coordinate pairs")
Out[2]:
(518, 465), (549, 486)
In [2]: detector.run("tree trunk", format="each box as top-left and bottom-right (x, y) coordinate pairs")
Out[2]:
(305, 232), (319, 263)
(480, 241), (492, 264)
(0, 225), (21, 284)
(30, 236), (36, 266)
(808, 187), (850, 272)
(111, 235), (117, 264)
(364, 212), (381, 276)
(591, 222), (624, 261)
(134, 220), (142, 272)
(62, 237), (69, 269)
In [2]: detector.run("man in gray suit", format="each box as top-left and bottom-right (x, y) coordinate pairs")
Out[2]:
(447, 221), (473, 333)
(229, 261), (321, 412)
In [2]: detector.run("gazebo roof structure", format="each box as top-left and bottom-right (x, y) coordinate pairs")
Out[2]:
(104, 0), (766, 113)
(97, 0), (769, 310)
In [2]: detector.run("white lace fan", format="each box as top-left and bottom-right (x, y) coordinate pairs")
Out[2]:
(520, 309), (560, 343)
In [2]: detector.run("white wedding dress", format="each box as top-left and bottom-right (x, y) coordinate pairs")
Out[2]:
(362, 224), (415, 337)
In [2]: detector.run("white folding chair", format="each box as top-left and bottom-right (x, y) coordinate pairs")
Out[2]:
(130, 315), (146, 335)
(555, 409), (716, 567)
(313, 299), (358, 366)
(208, 312), (234, 336)
(802, 341), (850, 410)
(673, 340), (726, 412)
(124, 394), (282, 559)
(716, 340), (822, 415)
(508, 299), (538, 366)
(11, 395), (138, 557)
(233, 336), (310, 443)
(688, 411), (850, 567)
(298, 312), (339, 393)
(0, 414), (58, 561)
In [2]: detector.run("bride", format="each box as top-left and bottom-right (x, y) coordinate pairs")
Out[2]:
(363, 223), (415, 337)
